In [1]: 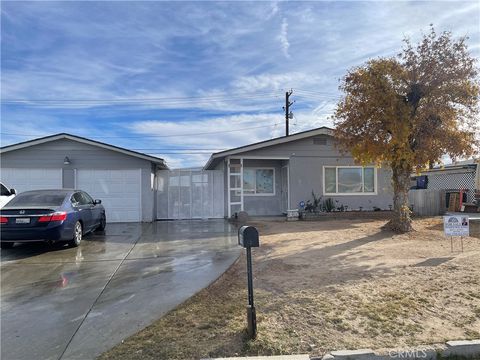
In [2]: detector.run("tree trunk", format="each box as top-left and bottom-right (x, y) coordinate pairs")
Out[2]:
(385, 164), (414, 233)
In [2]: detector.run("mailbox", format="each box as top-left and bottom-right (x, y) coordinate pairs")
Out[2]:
(238, 225), (259, 339)
(238, 226), (259, 248)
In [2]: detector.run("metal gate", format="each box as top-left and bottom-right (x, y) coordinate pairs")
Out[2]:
(156, 169), (224, 219)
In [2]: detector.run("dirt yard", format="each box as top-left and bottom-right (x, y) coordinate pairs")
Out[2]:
(100, 218), (480, 360)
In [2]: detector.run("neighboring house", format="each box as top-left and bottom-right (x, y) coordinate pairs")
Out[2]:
(411, 159), (479, 203)
(0, 133), (167, 222)
(203, 127), (393, 217)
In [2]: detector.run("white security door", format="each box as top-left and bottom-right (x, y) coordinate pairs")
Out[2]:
(156, 170), (224, 220)
(0, 168), (62, 193)
(76, 169), (142, 223)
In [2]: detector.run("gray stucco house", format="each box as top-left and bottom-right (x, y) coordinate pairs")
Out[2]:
(0, 133), (167, 222)
(1, 127), (394, 222)
(203, 127), (393, 217)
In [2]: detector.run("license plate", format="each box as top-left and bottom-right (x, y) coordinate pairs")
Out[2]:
(16, 218), (30, 224)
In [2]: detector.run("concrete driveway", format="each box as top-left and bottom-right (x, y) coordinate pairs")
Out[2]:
(1, 220), (240, 360)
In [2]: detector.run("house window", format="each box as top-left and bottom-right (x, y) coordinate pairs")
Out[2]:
(243, 168), (274, 195)
(324, 166), (376, 195)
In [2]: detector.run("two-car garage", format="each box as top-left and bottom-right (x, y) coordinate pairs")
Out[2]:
(0, 134), (167, 223)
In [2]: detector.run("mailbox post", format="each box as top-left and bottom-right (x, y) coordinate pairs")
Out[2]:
(238, 225), (259, 339)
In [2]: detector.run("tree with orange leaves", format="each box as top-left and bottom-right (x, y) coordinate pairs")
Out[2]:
(334, 27), (479, 232)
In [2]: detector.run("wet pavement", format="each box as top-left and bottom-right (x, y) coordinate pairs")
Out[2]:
(1, 220), (240, 360)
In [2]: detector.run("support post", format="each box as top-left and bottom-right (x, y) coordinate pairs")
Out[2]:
(246, 246), (256, 339)
(284, 89), (293, 136)
(238, 226), (259, 340)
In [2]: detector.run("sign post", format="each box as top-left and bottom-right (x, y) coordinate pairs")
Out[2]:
(443, 215), (469, 252)
(238, 225), (259, 339)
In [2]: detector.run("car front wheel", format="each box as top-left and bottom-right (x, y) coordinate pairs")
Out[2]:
(69, 221), (83, 247)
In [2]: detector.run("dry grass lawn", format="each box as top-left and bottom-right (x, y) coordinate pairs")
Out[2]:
(100, 218), (480, 360)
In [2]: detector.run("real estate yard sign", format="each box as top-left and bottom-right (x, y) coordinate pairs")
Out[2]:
(443, 215), (469, 237)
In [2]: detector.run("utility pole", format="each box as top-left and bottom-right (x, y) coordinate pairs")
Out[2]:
(283, 89), (294, 136)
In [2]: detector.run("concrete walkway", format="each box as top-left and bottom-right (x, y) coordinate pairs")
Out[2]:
(1, 220), (240, 360)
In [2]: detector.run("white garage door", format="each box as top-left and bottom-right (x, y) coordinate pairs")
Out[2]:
(76, 169), (142, 223)
(0, 168), (62, 193)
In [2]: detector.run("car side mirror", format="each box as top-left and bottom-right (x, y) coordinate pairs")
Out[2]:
(10, 188), (16, 195)
(94, 199), (102, 205)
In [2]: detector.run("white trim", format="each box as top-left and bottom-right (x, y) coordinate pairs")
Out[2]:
(322, 166), (378, 196)
(227, 159), (231, 217)
(243, 167), (276, 197)
(189, 170), (192, 219)
(280, 164), (290, 211)
(287, 165), (290, 209)
(227, 158), (245, 217)
(240, 158), (244, 211)
(230, 156), (290, 160)
(138, 168), (143, 221)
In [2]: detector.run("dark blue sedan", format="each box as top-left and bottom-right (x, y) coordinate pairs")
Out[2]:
(0, 189), (106, 249)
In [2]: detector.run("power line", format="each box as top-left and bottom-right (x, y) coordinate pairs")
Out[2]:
(1, 90), (341, 103)
(144, 152), (217, 154)
(294, 88), (341, 96)
(0, 123), (283, 139)
(1, 91), (342, 106)
(294, 94), (340, 101)
(0, 148), (226, 152)
(1, 91), (282, 104)
(143, 150), (217, 155)
(131, 148), (225, 151)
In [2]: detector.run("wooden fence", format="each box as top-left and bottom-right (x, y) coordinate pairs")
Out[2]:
(408, 189), (446, 216)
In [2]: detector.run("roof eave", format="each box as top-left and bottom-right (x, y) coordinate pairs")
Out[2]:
(203, 126), (334, 170)
(0, 133), (168, 169)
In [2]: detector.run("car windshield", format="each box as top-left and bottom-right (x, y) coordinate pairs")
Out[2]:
(6, 193), (66, 207)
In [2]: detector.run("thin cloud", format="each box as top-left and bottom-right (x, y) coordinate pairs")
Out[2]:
(278, 18), (290, 58)
(1, 0), (478, 169)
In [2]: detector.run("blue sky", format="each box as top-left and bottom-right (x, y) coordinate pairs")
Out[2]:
(1, 1), (479, 168)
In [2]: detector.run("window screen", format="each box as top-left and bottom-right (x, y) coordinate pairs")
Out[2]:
(324, 167), (375, 194)
(243, 168), (274, 195)
(325, 167), (336, 193)
(243, 169), (256, 194)
(338, 168), (363, 193)
(364, 168), (375, 192)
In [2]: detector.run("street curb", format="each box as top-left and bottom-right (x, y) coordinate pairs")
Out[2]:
(318, 339), (480, 360)
(207, 339), (480, 360)
(445, 340), (480, 357)
(207, 355), (310, 360)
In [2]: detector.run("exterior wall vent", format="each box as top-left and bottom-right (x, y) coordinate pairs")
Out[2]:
(313, 137), (327, 145)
